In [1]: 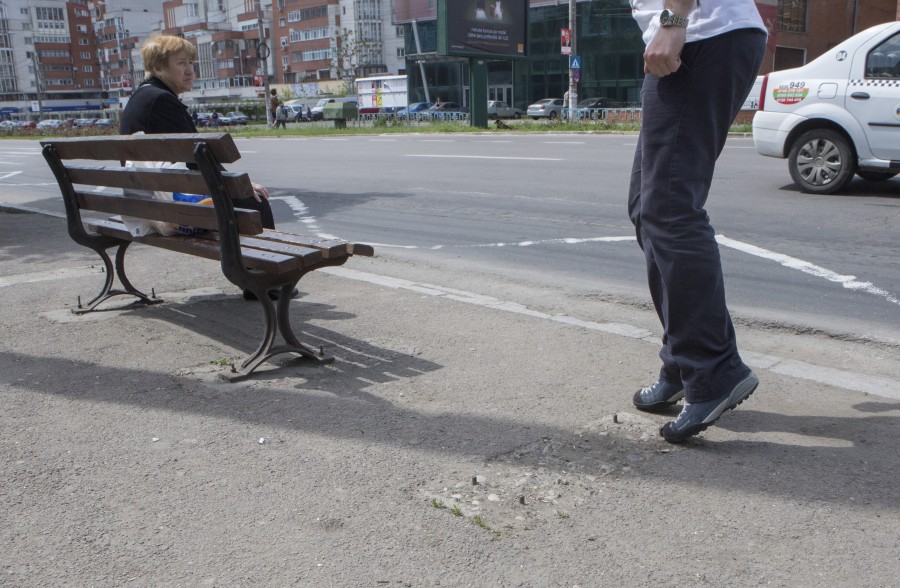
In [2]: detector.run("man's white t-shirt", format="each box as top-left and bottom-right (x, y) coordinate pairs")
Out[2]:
(631, 0), (767, 45)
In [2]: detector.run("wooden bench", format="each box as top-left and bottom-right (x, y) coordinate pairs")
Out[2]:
(41, 133), (374, 381)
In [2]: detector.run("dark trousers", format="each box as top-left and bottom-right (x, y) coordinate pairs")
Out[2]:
(627, 28), (765, 402)
(233, 196), (275, 229)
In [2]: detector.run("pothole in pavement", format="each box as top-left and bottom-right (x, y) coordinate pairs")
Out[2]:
(418, 412), (677, 535)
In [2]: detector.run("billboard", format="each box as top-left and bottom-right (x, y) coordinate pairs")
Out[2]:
(438, 0), (528, 59)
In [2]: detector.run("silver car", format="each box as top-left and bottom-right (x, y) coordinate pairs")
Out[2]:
(487, 100), (523, 119)
(527, 98), (565, 119)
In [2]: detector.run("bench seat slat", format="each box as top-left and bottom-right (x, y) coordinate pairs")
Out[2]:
(84, 219), (313, 274)
(76, 192), (264, 235)
(263, 231), (375, 257)
(196, 232), (325, 264)
(66, 166), (253, 199)
(40, 133), (241, 164)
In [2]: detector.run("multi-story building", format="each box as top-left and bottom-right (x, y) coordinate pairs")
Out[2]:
(0, 0), (162, 117)
(92, 0), (161, 101)
(394, 0), (900, 111)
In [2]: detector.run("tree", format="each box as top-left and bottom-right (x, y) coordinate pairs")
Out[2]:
(331, 28), (376, 94)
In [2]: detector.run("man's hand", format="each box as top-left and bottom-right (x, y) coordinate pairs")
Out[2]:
(251, 182), (269, 202)
(644, 26), (687, 77)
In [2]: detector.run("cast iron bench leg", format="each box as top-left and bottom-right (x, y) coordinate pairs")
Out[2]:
(225, 282), (334, 382)
(74, 242), (163, 314)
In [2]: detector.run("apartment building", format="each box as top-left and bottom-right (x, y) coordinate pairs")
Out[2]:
(1, 0), (404, 115)
(0, 0), (161, 115)
(162, 0), (405, 102)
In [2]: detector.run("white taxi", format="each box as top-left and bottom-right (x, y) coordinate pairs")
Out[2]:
(752, 21), (900, 194)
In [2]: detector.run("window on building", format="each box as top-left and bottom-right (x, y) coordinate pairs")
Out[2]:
(397, 47), (405, 58)
(83, 65), (92, 72)
(82, 52), (90, 59)
(777, 0), (808, 34)
(79, 38), (89, 45)
(85, 79), (95, 86)
(185, 4), (198, 18)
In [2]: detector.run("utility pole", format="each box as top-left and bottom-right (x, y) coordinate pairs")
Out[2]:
(567, 0), (577, 116)
(30, 51), (43, 117)
(255, 0), (271, 124)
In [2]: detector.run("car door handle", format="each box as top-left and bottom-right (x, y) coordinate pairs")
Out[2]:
(850, 92), (870, 100)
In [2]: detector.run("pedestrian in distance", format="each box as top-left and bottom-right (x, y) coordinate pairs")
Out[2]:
(274, 104), (288, 129)
(119, 34), (296, 301)
(269, 88), (280, 127)
(626, 0), (767, 443)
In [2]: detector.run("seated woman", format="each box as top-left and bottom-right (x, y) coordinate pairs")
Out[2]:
(121, 35), (293, 300)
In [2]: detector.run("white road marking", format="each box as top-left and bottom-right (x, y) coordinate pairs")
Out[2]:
(717, 234), (900, 306)
(0, 265), (101, 288)
(543, 141), (585, 144)
(0, 171), (22, 180)
(406, 154), (563, 161)
(323, 266), (900, 400)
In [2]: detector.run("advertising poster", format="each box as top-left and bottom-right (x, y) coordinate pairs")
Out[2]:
(438, 0), (527, 58)
(561, 28), (572, 55)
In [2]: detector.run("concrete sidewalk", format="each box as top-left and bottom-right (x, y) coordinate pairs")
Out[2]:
(1, 209), (898, 586)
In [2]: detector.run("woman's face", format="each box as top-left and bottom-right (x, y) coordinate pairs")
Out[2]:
(153, 50), (195, 94)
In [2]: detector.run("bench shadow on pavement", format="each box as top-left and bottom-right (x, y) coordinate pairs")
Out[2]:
(4, 326), (900, 511)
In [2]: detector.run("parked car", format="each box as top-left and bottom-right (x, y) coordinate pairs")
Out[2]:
(72, 118), (96, 127)
(396, 101), (433, 120)
(487, 100), (523, 119)
(752, 21), (900, 194)
(309, 98), (337, 120)
(284, 104), (311, 122)
(94, 118), (116, 128)
(224, 111), (249, 125)
(571, 97), (615, 120)
(36, 119), (66, 129)
(527, 98), (565, 119)
(424, 101), (467, 120)
(194, 112), (213, 126)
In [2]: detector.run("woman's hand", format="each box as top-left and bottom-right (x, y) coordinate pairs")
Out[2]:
(251, 182), (269, 202)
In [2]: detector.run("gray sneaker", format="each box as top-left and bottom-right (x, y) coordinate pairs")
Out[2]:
(632, 380), (684, 412)
(660, 372), (759, 443)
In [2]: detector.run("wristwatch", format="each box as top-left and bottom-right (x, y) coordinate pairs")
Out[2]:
(659, 9), (688, 28)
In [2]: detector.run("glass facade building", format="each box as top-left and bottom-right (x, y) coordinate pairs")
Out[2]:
(399, 0), (645, 109)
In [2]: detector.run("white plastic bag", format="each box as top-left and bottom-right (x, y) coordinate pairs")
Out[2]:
(121, 159), (188, 237)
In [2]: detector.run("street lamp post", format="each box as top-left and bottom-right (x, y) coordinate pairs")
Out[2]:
(567, 0), (577, 115)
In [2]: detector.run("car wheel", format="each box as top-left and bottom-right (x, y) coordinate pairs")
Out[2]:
(513, 112), (521, 119)
(788, 129), (855, 194)
(549, 111), (558, 120)
(856, 171), (897, 182)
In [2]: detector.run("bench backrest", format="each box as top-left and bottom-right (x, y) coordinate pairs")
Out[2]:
(42, 133), (264, 279)
(41, 133), (262, 238)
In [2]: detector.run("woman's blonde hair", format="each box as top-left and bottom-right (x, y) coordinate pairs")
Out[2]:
(141, 35), (197, 76)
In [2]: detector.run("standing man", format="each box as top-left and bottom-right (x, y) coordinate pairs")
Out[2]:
(269, 89), (280, 127)
(627, 1), (766, 443)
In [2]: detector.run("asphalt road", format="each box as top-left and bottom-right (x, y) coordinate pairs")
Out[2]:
(2, 133), (898, 344)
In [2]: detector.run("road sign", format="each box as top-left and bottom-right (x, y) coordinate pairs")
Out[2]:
(572, 70), (581, 83)
(569, 55), (581, 70)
